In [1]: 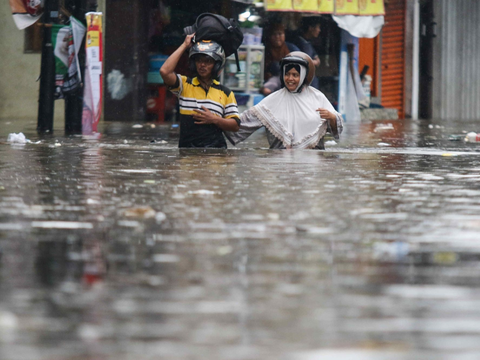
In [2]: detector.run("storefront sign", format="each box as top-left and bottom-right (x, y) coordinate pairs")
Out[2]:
(82, 12), (103, 135)
(293, 0), (318, 12)
(359, 0), (385, 16)
(266, 0), (384, 15)
(318, 0), (335, 14)
(335, 0), (359, 15)
(265, 0), (293, 11)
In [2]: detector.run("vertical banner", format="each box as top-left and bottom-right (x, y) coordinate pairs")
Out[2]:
(335, 0), (359, 15)
(9, 0), (43, 29)
(318, 0), (335, 14)
(265, 0), (293, 11)
(359, 0), (385, 16)
(293, 0), (318, 12)
(82, 12), (103, 135)
(51, 18), (85, 99)
(51, 24), (70, 99)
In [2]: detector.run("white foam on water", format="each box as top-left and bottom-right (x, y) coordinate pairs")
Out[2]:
(31, 221), (93, 229)
(118, 169), (158, 173)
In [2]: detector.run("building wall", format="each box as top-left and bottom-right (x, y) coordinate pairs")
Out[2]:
(0, 1), (105, 121)
(432, 0), (480, 120)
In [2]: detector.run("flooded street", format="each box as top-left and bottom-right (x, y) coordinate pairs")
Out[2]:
(2, 118), (480, 360)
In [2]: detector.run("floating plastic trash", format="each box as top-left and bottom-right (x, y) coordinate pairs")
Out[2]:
(7, 133), (29, 144)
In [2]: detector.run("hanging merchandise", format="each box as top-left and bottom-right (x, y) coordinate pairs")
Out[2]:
(293, 0), (318, 13)
(9, 0), (44, 29)
(265, 0), (293, 12)
(333, 15), (384, 38)
(318, 0), (334, 14)
(335, 0), (359, 15)
(82, 12), (103, 135)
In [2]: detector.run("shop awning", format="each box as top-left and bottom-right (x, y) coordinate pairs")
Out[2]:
(265, 0), (385, 38)
(265, 0), (385, 15)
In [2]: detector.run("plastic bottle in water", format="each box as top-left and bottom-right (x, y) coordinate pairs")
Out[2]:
(465, 132), (480, 142)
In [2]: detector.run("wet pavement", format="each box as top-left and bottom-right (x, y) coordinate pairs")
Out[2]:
(2, 117), (480, 360)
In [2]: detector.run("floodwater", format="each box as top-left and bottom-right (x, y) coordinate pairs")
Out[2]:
(1, 118), (480, 360)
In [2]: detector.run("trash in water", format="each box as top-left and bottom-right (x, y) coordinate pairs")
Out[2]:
(150, 139), (168, 144)
(377, 142), (391, 147)
(155, 212), (167, 223)
(373, 123), (394, 132)
(465, 132), (480, 142)
(121, 206), (156, 219)
(448, 134), (464, 141)
(171, 124), (179, 128)
(7, 132), (29, 144)
(132, 124), (143, 128)
(325, 140), (337, 146)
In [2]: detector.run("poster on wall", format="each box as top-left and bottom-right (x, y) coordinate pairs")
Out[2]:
(335, 0), (360, 15)
(293, 0), (318, 12)
(265, 0), (293, 11)
(359, 0), (385, 16)
(82, 12), (103, 135)
(9, 0), (44, 29)
(318, 0), (335, 14)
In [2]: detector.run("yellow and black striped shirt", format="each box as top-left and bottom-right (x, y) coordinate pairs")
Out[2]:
(170, 75), (240, 148)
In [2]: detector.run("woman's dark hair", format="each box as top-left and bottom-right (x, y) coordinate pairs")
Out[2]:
(285, 64), (300, 74)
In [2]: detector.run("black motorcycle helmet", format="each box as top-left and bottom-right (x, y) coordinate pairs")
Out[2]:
(279, 52), (315, 92)
(189, 40), (226, 79)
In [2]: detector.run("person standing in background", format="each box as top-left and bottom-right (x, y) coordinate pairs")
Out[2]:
(292, 17), (322, 89)
(261, 23), (299, 96)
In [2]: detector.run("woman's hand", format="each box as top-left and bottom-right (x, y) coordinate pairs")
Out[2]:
(316, 108), (338, 134)
(316, 108), (336, 121)
(193, 106), (218, 125)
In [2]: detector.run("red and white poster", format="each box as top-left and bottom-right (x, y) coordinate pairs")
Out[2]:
(9, 0), (44, 29)
(82, 12), (103, 135)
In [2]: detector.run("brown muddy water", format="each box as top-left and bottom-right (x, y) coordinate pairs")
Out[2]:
(1, 118), (480, 360)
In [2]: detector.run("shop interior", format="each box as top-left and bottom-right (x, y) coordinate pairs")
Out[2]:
(145, 0), (343, 123)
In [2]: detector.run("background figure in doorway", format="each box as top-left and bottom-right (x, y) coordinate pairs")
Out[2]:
(292, 17), (322, 89)
(261, 23), (299, 96)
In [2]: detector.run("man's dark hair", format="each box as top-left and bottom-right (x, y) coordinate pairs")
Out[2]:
(300, 16), (322, 34)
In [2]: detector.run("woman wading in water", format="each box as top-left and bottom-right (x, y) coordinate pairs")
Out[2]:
(226, 52), (343, 149)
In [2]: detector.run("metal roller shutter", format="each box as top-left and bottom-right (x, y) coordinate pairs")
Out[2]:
(381, 0), (406, 118)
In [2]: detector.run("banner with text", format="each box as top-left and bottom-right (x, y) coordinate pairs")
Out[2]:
(293, 0), (318, 12)
(318, 0), (334, 14)
(335, 0), (359, 15)
(359, 0), (385, 16)
(265, 0), (293, 11)
(82, 12), (103, 135)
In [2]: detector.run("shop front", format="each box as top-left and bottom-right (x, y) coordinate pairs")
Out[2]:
(103, 0), (390, 123)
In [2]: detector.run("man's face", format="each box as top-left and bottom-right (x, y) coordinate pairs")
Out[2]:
(308, 24), (321, 38)
(195, 55), (215, 79)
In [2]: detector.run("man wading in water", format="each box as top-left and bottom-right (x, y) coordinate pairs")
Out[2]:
(160, 34), (240, 148)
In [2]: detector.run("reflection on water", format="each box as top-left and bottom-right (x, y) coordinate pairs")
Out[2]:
(1, 119), (480, 360)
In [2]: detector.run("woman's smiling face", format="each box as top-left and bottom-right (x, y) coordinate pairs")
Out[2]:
(284, 67), (300, 92)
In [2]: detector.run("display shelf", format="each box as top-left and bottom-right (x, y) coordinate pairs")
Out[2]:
(220, 45), (264, 93)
